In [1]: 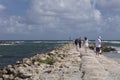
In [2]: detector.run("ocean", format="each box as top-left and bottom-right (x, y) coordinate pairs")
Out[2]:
(102, 40), (120, 63)
(0, 40), (68, 69)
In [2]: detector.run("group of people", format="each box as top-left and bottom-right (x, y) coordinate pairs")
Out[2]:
(74, 36), (102, 55)
(74, 38), (82, 48)
(74, 37), (89, 52)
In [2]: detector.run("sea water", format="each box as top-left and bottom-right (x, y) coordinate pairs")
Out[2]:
(102, 40), (120, 63)
(0, 40), (68, 68)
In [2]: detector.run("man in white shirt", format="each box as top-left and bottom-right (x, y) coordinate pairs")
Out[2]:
(95, 36), (102, 56)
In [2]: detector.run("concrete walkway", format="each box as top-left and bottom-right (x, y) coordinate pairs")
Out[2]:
(96, 55), (120, 80)
(79, 47), (120, 80)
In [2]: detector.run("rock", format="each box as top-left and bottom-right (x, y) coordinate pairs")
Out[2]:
(89, 44), (116, 52)
(16, 61), (21, 64)
(47, 51), (56, 57)
(59, 65), (63, 68)
(8, 67), (16, 74)
(17, 67), (24, 73)
(44, 70), (52, 73)
(18, 73), (32, 79)
(89, 45), (95, 50)
(2, 68), (8, 74)
(17, 67), (32, 79)
(7, 65), (12, 68)
(34, 61), (40, 66)
(23, 63), (29, 67)
(0, 78), (3, 80)
(9, 74), (14, 79)
(102, 46), (116, 52)
(2, 74), (9, 79)
(25, 59), (32, 66)
(41, 57), (47, 61)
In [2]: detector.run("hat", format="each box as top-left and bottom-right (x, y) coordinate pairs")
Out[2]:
(98, 36), (102, 39)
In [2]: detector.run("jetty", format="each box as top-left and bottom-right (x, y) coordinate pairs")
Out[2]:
(0, 43), (120, 80)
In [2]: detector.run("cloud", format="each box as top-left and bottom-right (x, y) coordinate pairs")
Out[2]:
(0, 15), (31, 34)
(0, 0), (120, 40)
(0, 0), (112, 39)
(27, 0), (102, 35)
(29, 0), (101, 22)
(0, 4), (5, 12)
(96, 0), (120, 11)
(25, 0), (120, 39)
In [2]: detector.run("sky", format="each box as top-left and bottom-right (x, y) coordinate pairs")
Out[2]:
(0, 0), (120, 40)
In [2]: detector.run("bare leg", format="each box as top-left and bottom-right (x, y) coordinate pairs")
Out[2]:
(85, 47), (87, 53)
(96, 52), (98, 55)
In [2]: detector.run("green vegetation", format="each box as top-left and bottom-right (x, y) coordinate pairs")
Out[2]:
(39, 58), (56, 65)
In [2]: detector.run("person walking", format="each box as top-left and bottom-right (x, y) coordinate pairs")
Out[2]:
(83, 37), (89, 53)
(78, 38), (82, 48)
(95, 36), (102, 56)
(74, 39), (78, 46)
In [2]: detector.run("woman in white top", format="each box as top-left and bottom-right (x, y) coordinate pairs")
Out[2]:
(83, 37), (89, 53)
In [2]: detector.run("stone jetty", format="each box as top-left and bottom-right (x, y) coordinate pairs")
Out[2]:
(0, 43), (120, 80)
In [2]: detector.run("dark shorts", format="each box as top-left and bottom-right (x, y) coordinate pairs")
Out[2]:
(96, 47), (100, 52)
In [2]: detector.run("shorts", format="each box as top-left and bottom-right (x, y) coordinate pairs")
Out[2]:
(96, 47), (100, 52)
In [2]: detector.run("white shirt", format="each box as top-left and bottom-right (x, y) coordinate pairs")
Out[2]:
(84, 39), (89, 47)
(95, 38), (101, 47)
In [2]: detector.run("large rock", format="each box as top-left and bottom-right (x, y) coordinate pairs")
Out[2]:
(89, 44), (116, 52)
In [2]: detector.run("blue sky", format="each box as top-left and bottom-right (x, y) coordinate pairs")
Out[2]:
(0, 0), (29, 16)
(0, 0), (120, 40)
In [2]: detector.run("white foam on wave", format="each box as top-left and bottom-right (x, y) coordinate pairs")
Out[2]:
(33, 41), (42, 43)
(0, 44), (14, 46)
(103, 41), (120, 44)
(15, 41), (24, 44)
(16, 40), (68, 44)
(117, 51), (120, 53)
(110, 41), (120, 44)
(112, 46), (120, 53)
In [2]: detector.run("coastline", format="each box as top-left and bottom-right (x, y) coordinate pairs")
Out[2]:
(0, 43), (120, 80)
(104, 52), (120, 64)
(0, 43), (81, 80)
(0, 40), (67, 69)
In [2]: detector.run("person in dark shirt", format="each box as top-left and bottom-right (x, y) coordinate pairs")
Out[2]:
(78, 38), (82, 48)
(74, 39), (79, 46)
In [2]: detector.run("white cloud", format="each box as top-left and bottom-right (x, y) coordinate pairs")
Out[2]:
(0, 4), (5, 11)
(0, 16), (30, 34)
(0, 0), (120, 39)
(0, 0), (110, 39)
(97, 0), (120, 11)
(26, 0), (120, 39)
(27, 0), (102, 34)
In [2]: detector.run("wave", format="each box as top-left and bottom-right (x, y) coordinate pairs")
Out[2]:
(117, 51), (120, 53)
(0, 44), (14, 46)
(111, 46), (120, 53)
(103, 41), (120, 44)
(0, 55), (3, 57)
(32, 41), (68, 44)
(33, 41), (42, 43)
(0, 41), (25, 46)
(15, 41), (25, 44)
